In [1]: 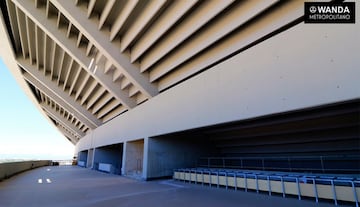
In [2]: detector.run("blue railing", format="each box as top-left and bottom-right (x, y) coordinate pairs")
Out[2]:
(174, 167), (360, 206)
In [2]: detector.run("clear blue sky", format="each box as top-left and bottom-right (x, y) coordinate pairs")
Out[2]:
(0, 58), (74, 160)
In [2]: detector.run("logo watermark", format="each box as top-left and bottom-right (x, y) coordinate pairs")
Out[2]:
(304, 2), (355, 23)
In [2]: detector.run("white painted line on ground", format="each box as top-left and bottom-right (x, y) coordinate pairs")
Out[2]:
(38, 179), (42, 184)
(46, 178), (52, 183)
(159, 180), (185, 188)
(89, 187), (177, 204)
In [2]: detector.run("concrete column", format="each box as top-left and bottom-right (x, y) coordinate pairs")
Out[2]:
(121, 142), (127, 175)
(142, 137), (149, 180)
(87, 148), (94, 169)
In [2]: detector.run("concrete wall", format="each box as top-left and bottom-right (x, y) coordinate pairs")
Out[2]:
(76, 21), (359, 154)
(94, 144), (123, 174)
(124, 140), (144, 177)
(0, 160), (51, 181)
(146, 135), (217, 179)
(78, 150), (88, 167)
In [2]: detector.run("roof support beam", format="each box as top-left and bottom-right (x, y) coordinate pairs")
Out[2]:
(12, 0), (136, 109)
(41, 102), (86, 137)
(57, 125), (77, 144)
(49, 0), (158, 98)
(17, 57), (100, 129)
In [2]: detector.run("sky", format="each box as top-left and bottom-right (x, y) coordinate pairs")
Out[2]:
(0, 58), (74, 160)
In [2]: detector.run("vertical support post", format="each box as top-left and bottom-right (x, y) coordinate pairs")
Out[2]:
(86, 148), (95, 169)
(351, 181), (359, 207)
(296, 177), (301, 200)
(121, 142), (127, 175)
(331, 180), (338, 206)
(313, 178), (319, 203)
(244, 174), (248, 192)
(209, 171), (212, 187)
(195, 169), (197, 184)
(225, 172), (228, 190)
(188, 169), (191, 183)
(281, 176), (286, 198)
(183, 169), (186, 183)
(268, 176), (272, 196)
(142, 137), (149, 180)
(234, 173), (237, 191)
(255, 174), (259, 193)
(201, 171), (204, 186)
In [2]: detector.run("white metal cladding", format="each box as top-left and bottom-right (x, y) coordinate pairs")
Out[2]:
(1, 0), (313, 144)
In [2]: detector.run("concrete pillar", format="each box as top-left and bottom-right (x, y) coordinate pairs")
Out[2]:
(87, 148), (94, 169)
(121, 142), (127, 175)
(146, 135), (216, 179)
(142, 137), (149, 180)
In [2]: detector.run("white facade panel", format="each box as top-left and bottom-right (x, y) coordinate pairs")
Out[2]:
(76, 22), (360, 152)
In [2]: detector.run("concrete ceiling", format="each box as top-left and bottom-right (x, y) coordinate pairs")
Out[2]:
(0, 0), (307, 144)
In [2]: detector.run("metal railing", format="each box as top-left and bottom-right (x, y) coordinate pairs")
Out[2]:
(197, 155), (360, 174)
(51, 160), (74, 165)
(174, 167), (360, 206)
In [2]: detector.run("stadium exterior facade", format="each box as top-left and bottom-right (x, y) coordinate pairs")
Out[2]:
(0, 0), (359, 181)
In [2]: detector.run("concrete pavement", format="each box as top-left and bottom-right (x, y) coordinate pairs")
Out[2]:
(0, 166), (347, 207)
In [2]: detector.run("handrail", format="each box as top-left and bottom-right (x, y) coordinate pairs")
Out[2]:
(174, 167), (360, 206)
(197, 155), (360, 174)
(199, 155), (360, 160)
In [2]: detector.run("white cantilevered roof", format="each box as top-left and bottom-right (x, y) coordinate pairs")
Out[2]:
(0, 0), (309, 144)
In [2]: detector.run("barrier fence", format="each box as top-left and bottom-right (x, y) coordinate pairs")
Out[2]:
(174, 168), (360, 206)
(0, 160), (51, 181)
(197, 155), (360, 174)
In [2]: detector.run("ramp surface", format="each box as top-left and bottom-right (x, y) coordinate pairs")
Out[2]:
(0, 166), (342, 207)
